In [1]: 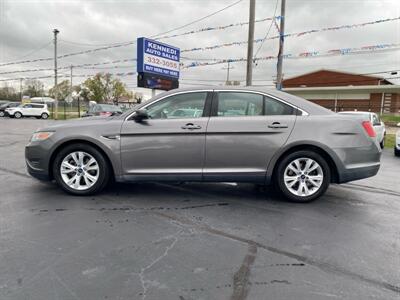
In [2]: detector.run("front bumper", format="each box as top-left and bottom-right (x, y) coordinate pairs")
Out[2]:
(25, 142), (52, 181)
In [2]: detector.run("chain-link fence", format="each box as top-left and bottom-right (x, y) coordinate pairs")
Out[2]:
(47, 100), (137, 119)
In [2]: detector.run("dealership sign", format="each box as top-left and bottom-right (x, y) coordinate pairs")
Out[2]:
(137, 37), (180, 79)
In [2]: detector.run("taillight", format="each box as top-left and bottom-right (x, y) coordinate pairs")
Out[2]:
(362, 121), (376, 138)
(100, 112), (112, 116)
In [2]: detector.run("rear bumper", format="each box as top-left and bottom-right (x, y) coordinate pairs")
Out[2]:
(338, 162), (380, 183)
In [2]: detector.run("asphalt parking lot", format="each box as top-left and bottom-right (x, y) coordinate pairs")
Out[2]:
(0, 118), (399, 300)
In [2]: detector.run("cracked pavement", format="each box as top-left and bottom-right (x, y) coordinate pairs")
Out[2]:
(0, 118), (399, 300)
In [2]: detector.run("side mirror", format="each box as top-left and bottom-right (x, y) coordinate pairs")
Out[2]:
(132, 109), (149, 122)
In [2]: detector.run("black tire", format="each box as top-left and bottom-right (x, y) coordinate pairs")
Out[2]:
(274, 150), (331, 203)
(395, 148), (400, 157)
(14, 112), (22, 119)
(53, 143), (110, 195)
(380, 136), (385, 149)
(41, 113), (49, 119)
(0, 111), (4, 117)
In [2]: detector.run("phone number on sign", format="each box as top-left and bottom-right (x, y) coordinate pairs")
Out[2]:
(146, 56), (178, 69)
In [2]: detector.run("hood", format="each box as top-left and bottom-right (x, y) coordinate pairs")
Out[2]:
(36, 115), (123, 132)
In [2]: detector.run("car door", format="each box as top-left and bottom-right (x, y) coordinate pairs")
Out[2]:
(120, 91), (212, 181)
(22, 104), (34, 116)
(203, 91), (297, 182)
(31, 104), (43, 116)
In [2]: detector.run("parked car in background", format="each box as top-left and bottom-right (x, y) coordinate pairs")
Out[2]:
(395, 127), (400, 157)
(0, 102), (21, 117)
(82, 104), (123, 117)
(6, 103), (50, 119)
(338, 111), (386, 148)
(25, 87), (381, 202)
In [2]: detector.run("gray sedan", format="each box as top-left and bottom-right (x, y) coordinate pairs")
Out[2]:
(25, 87), (381, 202)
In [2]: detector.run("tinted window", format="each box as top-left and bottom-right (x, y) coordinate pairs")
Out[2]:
(23, 104), (32, 108)
(372, 114), (380, 125)
(216, 92), (263, 117)
(146, 92), (207, 119)
(264, 96), (294, 115)
(31, 104), (44, 108)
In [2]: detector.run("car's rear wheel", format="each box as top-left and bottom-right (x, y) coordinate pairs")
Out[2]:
(14, 112), (22, 119)
(274, 150), (331, 203)
(380, 136), (385, 149)
(41, 113), (49, 119)
(395, 148), (400, 157)
(53, 144), (110, 195)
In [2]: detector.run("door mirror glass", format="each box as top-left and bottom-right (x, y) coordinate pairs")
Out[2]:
(132, 109), (149, 122)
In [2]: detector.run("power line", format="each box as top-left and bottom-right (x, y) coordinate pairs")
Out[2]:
(253, 0), (279, 60)
(150, 0), (244, 39)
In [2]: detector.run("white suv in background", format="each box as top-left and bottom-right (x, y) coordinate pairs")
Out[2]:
(6, 103), (50, 119)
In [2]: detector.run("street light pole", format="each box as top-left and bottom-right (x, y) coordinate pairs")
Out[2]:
(246, 0), (256, 86)
(53, 28), (59, 119)
(276, 0), (286, 90)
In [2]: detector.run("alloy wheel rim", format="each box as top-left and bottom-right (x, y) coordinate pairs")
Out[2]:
(60, 151), (99, 191)
(283, 157), (323, 197)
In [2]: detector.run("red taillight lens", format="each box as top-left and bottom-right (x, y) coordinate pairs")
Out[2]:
(362, 121), (376, 138)
(100, 112), (112, 116)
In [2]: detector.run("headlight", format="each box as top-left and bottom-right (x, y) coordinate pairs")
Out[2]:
(31, 131), (54, 142)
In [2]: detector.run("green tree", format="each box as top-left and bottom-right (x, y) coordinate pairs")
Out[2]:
(49, 80), (71, 100)
(0, 83), (18, 101)
(23, 79), (44, 98)
(82, 73), (131, 104)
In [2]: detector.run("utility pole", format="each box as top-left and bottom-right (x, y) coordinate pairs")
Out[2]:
(276, 0), (286, 90)
(70, 65), (73, 93)
(222, 61), (234, 85)
(246, 0), (256, 86)
(53, 28), (59, 119)
(19, 78), (23, 101)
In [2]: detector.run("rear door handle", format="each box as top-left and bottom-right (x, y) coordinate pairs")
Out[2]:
(181, 123), (202, 130)
(268, 122), (288, 129)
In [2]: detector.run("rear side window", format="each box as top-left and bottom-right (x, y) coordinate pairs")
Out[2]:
(264, 96), (294, 115)
(216, 92), (263, 117)
(32, 104), (44, 108)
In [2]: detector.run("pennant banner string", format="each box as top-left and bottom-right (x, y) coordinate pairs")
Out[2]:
(0, 16), (398, 67)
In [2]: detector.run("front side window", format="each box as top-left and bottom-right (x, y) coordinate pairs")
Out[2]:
(145, 92), (207, 120)
(264, 96), (294, 115)
(216, 92), (263, 117)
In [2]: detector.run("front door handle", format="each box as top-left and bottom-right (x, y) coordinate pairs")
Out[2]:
(181, 123), (202, 130)
(268, 122), (288, 129)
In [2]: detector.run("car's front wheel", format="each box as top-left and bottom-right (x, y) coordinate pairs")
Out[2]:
(53, 144), (110, 195)
(0, 111), (4, 117)
(395, 148), (400, 157)
(275, 150), (331, 202)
